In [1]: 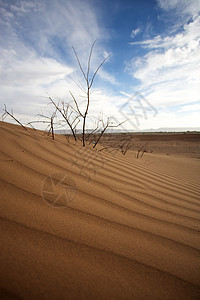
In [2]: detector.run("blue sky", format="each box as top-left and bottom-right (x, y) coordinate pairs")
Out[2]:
(0, 0), (200, 131)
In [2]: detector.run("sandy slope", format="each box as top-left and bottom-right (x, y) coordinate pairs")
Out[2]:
(0, 121), (200, 299)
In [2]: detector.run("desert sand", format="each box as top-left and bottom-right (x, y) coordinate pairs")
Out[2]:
(0, 121), (200, 299)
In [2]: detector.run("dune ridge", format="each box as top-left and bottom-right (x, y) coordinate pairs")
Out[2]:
(0, 121), (200, 299)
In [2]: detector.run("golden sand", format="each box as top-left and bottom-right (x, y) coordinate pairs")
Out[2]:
(0, 121), (200, 299)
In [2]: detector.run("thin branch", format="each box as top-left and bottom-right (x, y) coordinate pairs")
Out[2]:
(71, 115), (80, 129)
(68, 76), (86, 94)
(3, 105), (27, 130)
(136, 144), (147, 159)
(27, 111), (56, 140)
(28, 120), (51, 124)
(119, 140), (132, 155)
(87, 40), (96, 82)
(28, 122), (36, 131)
(69, 91), (83, 117)
(49, 97), (77, 141)
(86, 125), (100, 142)
(89, 54), (111, 88)
(72, 46), (87, 82)
(72, 41), (112, 147)
(93, 117), (124, 149)
(50, 115), (54, 140)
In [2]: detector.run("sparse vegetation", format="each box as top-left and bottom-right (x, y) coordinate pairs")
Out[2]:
(48, 97), (79, 141)
(2, 105), (27, 131)
(71, 40), (111, 146)
(28, 111), (57, 140)
(1, 42), (149, 158)
(119, 140), (132, 155)
(136, 144), (148, 159)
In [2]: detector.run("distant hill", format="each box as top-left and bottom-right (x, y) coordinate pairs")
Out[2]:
(54, 127), (200, 135)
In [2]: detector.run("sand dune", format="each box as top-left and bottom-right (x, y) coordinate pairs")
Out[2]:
(0, 121), (200, 299)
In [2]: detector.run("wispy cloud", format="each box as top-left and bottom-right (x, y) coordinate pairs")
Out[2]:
(157, 0), (200, 16)
(178, 103), (200, 112)
(0, 0), (104, 61)
(128, 2), (200, 111)
(0, 0), (116, 125)
(156, 0), (200, 35)
(0, 0), (199, 130)
(130, 27), (141, 39)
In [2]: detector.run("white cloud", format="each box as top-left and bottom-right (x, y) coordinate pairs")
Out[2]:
(9, 0), (43, 14)
(178, 103), (200, 112)
(137, 110), (200, 129)
(0, 44), (74, 118)
(0, 0), (199, 131)
(129, 12), (200, 109)
(0, 0), (110, 71)
(130, 27), (141, 39)
(156, 0), (200, 34)
(87, 91), (200, 130)
(0, 49), (73, 86)
(98, 69), (119, 85)
(130, 14), (200, 49)
(157, 0), (200, 16)
(126, 0), (200, 130)
(0, 0), (116, 127)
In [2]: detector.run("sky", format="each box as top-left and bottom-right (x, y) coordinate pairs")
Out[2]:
(0, 0), (200, 131)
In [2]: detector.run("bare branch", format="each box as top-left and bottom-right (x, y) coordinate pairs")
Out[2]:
(87, 40), (96, 82)
(68, 76), (86, 94)
(27, 111), (56, 140)
(69, 91), (83, 117)
(119, 140), (132, 155)
(3, 105), (27, 130)
(50, 115), (55, 140)
(92, 117), (128, 149)
(28, 120), (50, 124)
(136, 144), (147, 159)
(86, 125), (100, 143)
(72, 46), (87, 82)
(27, 122), (36, 131)
(72, 41), (111, 147)
(49, 97), (77, 141)
(89, 54), (111, 88)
